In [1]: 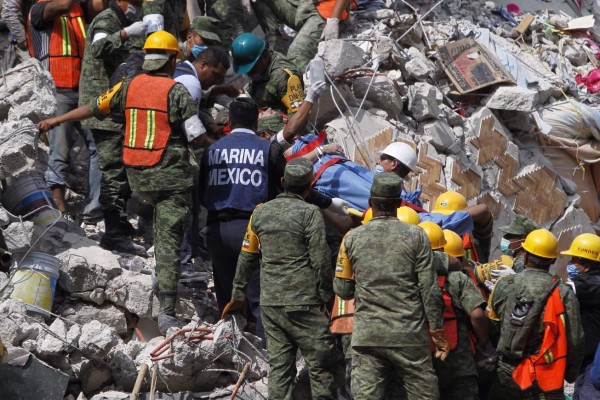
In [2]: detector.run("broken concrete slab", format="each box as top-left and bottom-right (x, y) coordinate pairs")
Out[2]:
(0, 121), (39, 181)
(485, 86), (539, 111)
(352, 75), (404, 120)
(80, 360), (112, 393)
(60, 302), (127, 335)
(105, 272), (158, 319)
(3, 221), (35, 252)
(56, 246), (121, 293)
(36, 318), (80, 356)
(317, 39), (366, 77)
(403, 47), (437, 81)
(0, 352), (69, 400)
(408, 82), (441, 122)
(0, 299), (41, 346)
(419, 119), (462, 155)
(78, 320), (121, 359)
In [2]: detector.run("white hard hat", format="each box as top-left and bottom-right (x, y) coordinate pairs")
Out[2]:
(378, 142), (417, 171)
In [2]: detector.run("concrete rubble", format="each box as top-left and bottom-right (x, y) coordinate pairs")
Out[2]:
(1, 0), (600, 399)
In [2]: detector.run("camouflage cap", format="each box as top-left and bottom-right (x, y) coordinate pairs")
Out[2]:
(370, 172), (402, 199)
(284, 158), (314, 187)
(190, 16), (222, 44)
(257, 114), (284, 133)
(499, 214), (540, 236)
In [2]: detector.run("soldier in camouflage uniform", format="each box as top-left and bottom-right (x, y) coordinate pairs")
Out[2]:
(334, 172), (448, 400)
(250, 0), (349, 71)
(225, 158), (337, 399)
(79, 0), (145, 254)
(142, 0), (188, 39)
(498, 214), (540, 273)
(487, 229), (585, 400)
(426, 229), (491, 400)
(199, 0), (244, 47)
(231, 33), (305, 116)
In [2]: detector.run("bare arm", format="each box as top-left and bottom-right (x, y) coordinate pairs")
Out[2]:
(41, 0), (77, 22)
(469, 307), (489, 346)
(331, 0), (350, 19)
(37, 104), (93, 131)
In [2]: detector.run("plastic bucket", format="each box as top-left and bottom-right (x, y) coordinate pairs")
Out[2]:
(2, 173), (59, 226)
(10, 252), (60, 316)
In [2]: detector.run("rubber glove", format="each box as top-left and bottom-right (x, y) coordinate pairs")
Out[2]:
(491, 266), (516, 278)
(430, 329), (450, 361)
(321, 18), (340, 40)
(305, 81), (326, 104)
(124, 21), (147, 38)
(221, 299), (246, 319)
(328, 198), (349, 215)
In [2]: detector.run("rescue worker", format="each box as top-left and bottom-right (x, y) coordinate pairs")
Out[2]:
(432, 191), (493, 263)
(142, 0), (188, 39)
(487, 229), (585, 400)
(251, 0), (350, 71)
(201, 94), (346, 343)
(377, 142), (418, 179)
(561, 233), (600, 399)
(334, 172), (448, 400)
(231, 33), (305, 116)
(422, 225), (493, 400)
(27, 0), (102, 221)
(224, 158), (337, 399)
(498, 214), (541, 273)
(183, 16), (222, 61)
(197, 0), (244, 47)
(38, 31), (206, 335)
(78, 0), (146, 253)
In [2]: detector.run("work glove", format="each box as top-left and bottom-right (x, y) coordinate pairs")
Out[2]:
(328, 198), (349, 216)
(430, 329), (450, 361)
(124, 21), (147, 38)
(475, 342), (498, 372)
(305, 81), (326, 104)
(321, 18), (340, 41)
(484, 279), (495, 292)
(491, 265), (516, 278)
(220, 299), (246, 320)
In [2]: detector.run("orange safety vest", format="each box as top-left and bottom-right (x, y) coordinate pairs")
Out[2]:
(314, 0), (352, 21)
(26, 0), (86, 89)
(330, 296), (354, 334)
(430, 275), (458, 352)
(463, 233), (480, 263)
(123, 74), (176, 168)
(512, 284), (568, 392)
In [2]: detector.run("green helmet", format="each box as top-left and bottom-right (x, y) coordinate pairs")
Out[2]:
(232, 33), (266, 74)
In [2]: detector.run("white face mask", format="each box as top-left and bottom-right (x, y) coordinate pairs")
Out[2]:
(125, 4), (141, 21)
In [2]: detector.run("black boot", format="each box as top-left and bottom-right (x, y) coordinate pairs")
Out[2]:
(158, 293), (182, 335)
(100, 211), (146, 255)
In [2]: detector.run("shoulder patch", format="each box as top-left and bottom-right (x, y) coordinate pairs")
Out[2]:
(281, 71), (304, 115)
(96, 79), (123, 116)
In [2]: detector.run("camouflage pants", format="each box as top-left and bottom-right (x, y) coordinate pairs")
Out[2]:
(91, 129), (130, 215)
(351, 346), (439, 400)
(262, 305), (337, 400)
(136, 190), (192, 309)
(490, 360), (564, 400)
(251, 0), (325, 72)
(439, 376), (478, 400)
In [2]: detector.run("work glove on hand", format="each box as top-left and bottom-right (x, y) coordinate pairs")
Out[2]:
(484, 279), (495, 292)
(476, 342), (498, 372)
(328, 198), (349, 216)
(220, 299), (246, 320)
(430, 329), (450, 361)
(124, 21), (147, 38)
(305, 81), (326, 104)
(321, 18), (340, 40)
(491, 265), (516, 278)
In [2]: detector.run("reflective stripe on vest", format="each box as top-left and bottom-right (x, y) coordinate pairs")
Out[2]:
(313, 0), (349, 21)
(330, 296), (354, 334)
(123, 74), (176, 167)
(430, 275), (458, 352)
(463, 232), (480, 263)
(512, 283), (568, 392)
(27, 1), (86, 89)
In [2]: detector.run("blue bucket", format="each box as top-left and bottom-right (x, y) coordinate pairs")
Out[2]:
(1, 174), (60, 226)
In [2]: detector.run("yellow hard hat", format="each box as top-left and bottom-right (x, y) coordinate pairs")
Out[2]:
(419, 221), (446, 249)
(443, 229), (465, 257)
(522, 229), (559, 259)
(560, 233), (600, 262)
(432, 191), (468, 215)
(397, 206), (420, 225)
(143, 30), (183, 60)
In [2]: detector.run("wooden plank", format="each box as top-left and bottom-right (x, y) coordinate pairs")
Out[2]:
(516, 14), (535, 35)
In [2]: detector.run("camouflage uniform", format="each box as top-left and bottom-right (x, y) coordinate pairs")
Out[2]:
(432, 251), (485, 400)
(232, 158), (336, 400)
(142, 0), (188, 38)
(201, 0), (244, 47)
(90, 74), (196, 312)
(499, 215), (540, 273)
(79, 6), (143, 216)
(250, 0), (325, 71)
(248, 51), (305, 116)
(334, 173), (444, 400)
(487, 268), (585, 400)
